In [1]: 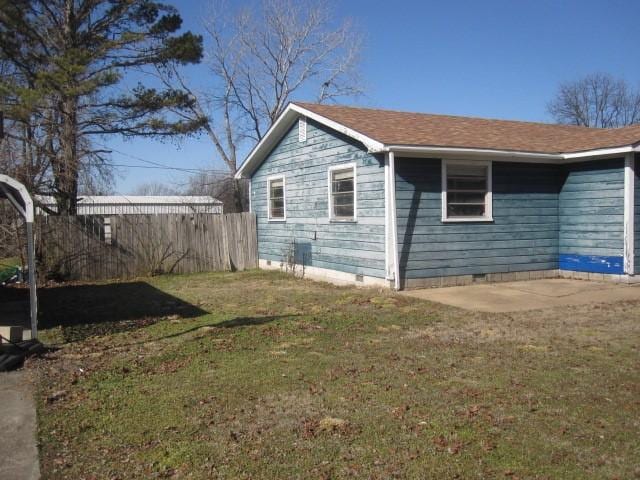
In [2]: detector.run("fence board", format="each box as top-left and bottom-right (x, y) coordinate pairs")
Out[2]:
(35, 213), (257, 281)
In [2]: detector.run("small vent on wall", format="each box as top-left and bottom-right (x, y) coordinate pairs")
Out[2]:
(472, 273), (486, 281)
(298, 117), (307, 142)
(355, 274), (364, 282)
(266, 260), (272, 266)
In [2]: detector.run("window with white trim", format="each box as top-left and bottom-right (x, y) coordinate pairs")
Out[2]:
(442, 160), (492, 221)
(328, 164), (356, 221)
(267, 176), (286, 221)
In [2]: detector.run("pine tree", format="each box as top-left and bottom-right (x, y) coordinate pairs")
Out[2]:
(0, 0), (205, 213)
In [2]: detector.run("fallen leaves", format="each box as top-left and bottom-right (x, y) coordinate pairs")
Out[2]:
(432, 434), (463, 455)
(481, 438), (496, 452)
(148, 357), (190, 375)
(307, 383), (325, 395)
(46, 390), (67, 404)
(318, 416), (349, 432)
(465, 404), (481, 418)
(391, 404), (410, 419)
(301, 416), (357, 438)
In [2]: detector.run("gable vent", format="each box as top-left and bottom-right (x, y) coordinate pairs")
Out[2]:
(298, 117), (307, 142)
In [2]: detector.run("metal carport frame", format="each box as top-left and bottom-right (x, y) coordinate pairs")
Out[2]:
(0, 174), (37, 339)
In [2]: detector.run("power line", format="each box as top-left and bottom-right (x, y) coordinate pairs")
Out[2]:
(92, 141), (231, 175)
(86, 162), (218, 173)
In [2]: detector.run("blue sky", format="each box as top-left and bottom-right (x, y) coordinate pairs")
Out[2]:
(108, 0), (640, 193)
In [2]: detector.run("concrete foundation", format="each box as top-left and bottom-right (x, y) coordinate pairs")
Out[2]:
(258, 259), (392, 288)
(259, 260), (640, 291)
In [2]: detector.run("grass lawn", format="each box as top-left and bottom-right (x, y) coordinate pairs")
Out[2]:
(0, 256), (20, 266)
(32, 270), (640, 479)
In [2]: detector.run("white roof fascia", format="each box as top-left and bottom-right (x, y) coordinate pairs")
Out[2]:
(385, 145), (563, 162)
(388, 144), (639, 163)
(289, 104), (385, 153)
(562, 145), (636, 160)
(235, 106), (299, 179)
(235, 104), (640, 179)
(235, 104), (385, 179)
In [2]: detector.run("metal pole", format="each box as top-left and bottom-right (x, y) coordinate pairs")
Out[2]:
(26, 221), (37, 339)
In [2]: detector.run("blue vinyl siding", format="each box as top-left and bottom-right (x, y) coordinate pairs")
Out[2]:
(251, 119), (386, 278)
(558, 158), (625, 274)
(395, 160), (561, 280)
(634, 155), (640, 275)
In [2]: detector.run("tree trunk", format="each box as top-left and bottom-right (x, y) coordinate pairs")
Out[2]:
(232, 179), (245, 213)
(52, 0), (79, 215)
(53, 94), (79, 214)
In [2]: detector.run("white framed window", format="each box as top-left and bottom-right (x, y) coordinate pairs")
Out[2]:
(267, 175), (286, 221)
(441, 160), (493, 222)
(298, 117), (307, 142)
(328, 163), (357, 222)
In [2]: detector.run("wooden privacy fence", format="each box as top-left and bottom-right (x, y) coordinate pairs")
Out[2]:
(35, 213), (257, 281)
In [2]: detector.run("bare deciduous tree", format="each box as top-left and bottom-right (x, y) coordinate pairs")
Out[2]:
(184, 171), (248, 213)
(163, 0), (363, 212)
(548, 73), (640, 128)
(130, 182), (179, 196)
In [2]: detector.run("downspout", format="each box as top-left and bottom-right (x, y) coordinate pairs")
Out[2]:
(623, 152), (635, 275)
(384, 151), (400, 290)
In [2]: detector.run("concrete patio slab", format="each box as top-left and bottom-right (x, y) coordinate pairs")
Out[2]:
(0, 371), (40, 480)
(402, 278), (640, 312)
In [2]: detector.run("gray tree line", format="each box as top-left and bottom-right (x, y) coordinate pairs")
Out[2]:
(548, 72), (640, 128)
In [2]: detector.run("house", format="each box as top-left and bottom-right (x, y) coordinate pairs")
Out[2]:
(235, 103), (639, 289)
(37, 195), (223, 216)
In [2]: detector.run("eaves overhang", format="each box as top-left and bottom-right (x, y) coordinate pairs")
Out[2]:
(235, 106), (640, 178)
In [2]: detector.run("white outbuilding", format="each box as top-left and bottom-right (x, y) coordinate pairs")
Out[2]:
(37, 195), (223, 215)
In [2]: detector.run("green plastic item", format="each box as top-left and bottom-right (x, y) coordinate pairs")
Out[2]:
(0, 265), (19, 283)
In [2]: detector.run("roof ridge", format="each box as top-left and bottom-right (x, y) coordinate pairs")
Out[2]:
(614, 123), (640, 132)
(292, 101), (635, 133)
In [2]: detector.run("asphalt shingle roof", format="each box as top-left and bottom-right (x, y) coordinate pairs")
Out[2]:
(294, 102), (640, 154)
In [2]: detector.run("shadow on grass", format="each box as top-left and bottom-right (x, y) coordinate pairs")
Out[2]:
(38, 281), (208, 343)
(215, 316), (288, 328)
(0, 285), (29, 303)
(98, 314), (298, 351)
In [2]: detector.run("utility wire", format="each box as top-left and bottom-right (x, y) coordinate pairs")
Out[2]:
(86, 161), (225, 174)
(91, 141), (230, 175)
